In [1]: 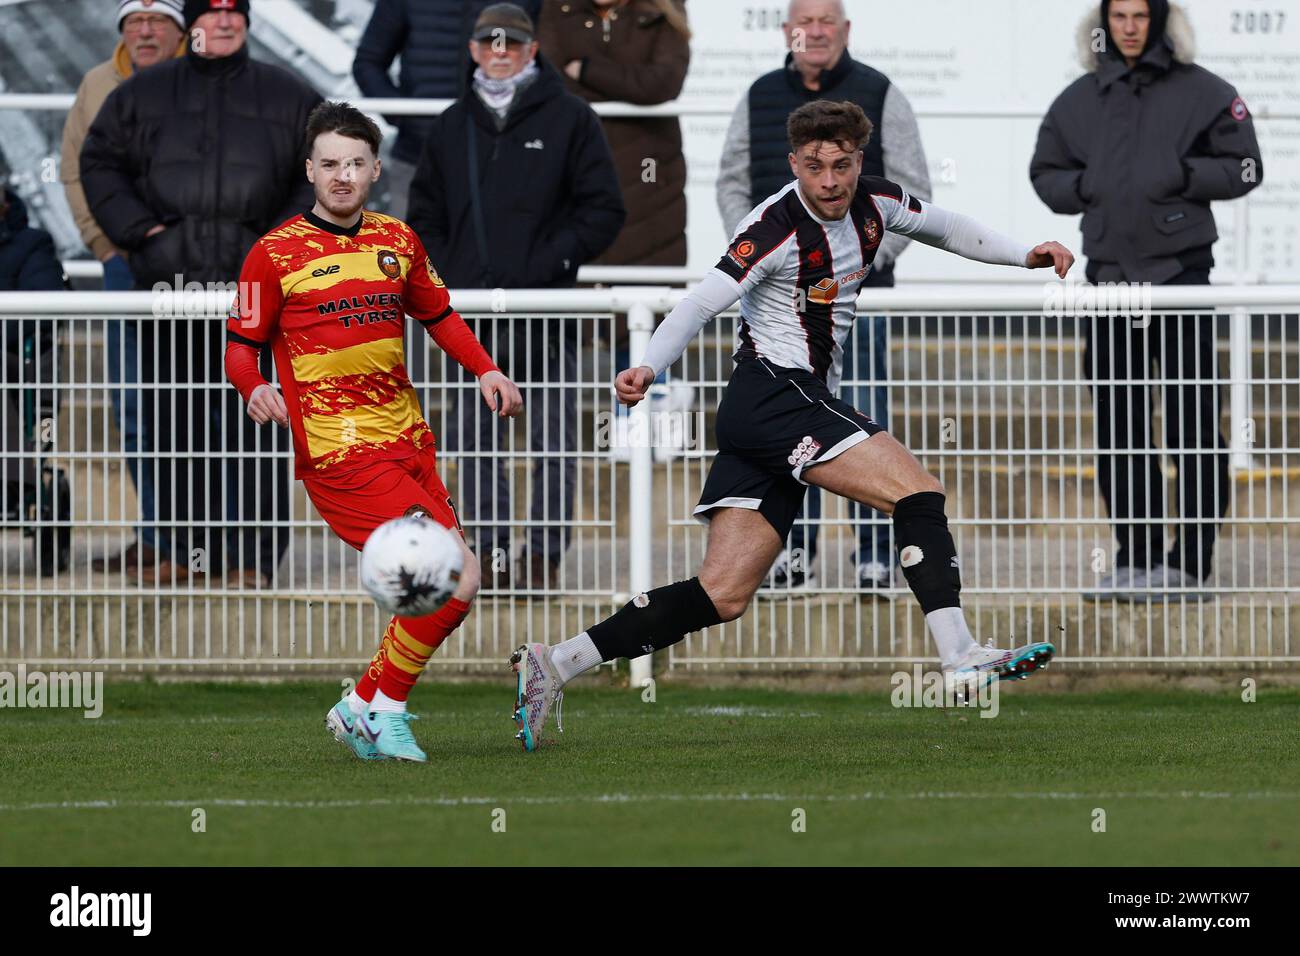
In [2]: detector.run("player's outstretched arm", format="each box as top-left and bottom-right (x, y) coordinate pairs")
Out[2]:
(619, 269), (743, 407)
(885, 192), (1075, 278)
(418, 309), (522, 419)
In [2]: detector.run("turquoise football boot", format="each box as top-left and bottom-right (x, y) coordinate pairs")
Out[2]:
(356, 710), (428, 762)
(324, 700), (385, 761)
(947, 640), (1055, 686)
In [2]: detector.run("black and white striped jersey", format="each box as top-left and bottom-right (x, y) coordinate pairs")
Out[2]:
(637, 175), (1033, 388)
(713, 175), (929, 393)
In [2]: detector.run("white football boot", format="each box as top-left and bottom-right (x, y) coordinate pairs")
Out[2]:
(946, 639), (1055, 688)
(509, 643), (565, 752)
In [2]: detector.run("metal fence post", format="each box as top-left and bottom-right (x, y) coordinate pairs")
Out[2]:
(627, 301), (655, 688)
(1229, 306), (1254, 472)
(1229, 200), (1254, 472)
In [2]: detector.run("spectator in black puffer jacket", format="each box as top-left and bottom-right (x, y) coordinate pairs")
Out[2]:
(352, 0), (542, 218)
(1, 187), (65, 521)
(0, 188), (63, 293)
(80, 0), (322, 592)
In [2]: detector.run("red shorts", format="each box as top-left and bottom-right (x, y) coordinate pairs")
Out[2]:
(303, 447), (462, 551)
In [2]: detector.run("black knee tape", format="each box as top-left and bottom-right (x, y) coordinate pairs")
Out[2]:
(892, 491), (962, 613)
(588, 578), (723, 662)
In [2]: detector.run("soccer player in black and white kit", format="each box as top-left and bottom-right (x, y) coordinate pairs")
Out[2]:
(510, 100), (1075, 751)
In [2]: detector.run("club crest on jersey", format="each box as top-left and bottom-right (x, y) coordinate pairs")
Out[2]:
(377, 250), (401, 279)
(807, 276), (839, 305)
(727, 238), (756, 269)
(863, 219), (881, 247)
(425, 258), (445, 288)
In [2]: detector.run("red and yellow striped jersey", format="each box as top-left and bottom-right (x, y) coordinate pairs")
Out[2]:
(225, 210), (496, 478)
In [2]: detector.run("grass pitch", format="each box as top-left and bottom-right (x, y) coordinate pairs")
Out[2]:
(2, 678), (1297, 866)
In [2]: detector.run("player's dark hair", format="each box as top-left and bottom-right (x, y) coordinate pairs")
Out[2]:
(304, 101), (383, 157)
(787, 100), (873, 155)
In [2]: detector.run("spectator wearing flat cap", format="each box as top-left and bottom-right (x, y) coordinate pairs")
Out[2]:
(352, 0), (542, 219)
(408, 2), (625, 591)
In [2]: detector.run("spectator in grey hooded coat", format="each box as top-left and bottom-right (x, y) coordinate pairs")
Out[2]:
(1030, 0), (1263, 599)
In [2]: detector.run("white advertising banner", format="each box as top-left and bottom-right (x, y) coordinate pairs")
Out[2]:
(677, 0), (1300, 281)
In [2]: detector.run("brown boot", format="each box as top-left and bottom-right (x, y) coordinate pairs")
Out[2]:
(226, 568), (270, 590)
(135, 558), (191, 586)
(94, 542), (155, 574)
(519, 553), (560, 591)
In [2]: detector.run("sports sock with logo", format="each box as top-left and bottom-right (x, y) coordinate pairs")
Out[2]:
(892, 491), (976, 665)
(353, 597), (472, 706)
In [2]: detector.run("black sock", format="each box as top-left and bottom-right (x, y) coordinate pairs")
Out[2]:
(587, 578), (722, 662)
(892, 491), (963, 614)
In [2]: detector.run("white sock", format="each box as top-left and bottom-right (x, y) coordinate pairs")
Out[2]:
(551, 632), (602, 684)
(368, 689), (407, 714)
(926, 607), (977, 667)
(345, 690), (367, 715)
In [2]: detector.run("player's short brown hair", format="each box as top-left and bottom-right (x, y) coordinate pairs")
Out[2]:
(305, 101), (383, 157)
(787, 100), (874, 155)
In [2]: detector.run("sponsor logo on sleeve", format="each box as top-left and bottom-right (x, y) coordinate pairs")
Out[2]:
(1230, 96), (1249, 121)
(727, 238), (756, 269)
(426, 258), (445, 287)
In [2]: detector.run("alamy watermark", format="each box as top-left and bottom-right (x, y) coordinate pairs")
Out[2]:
(890, 665), (1000, 718)
(594, 409), (704, 451)
(0, 665), (104, 718)
(149, 274), (260, 321)
(50, 886), (150, 936)
(1042, 279), (1153, 325)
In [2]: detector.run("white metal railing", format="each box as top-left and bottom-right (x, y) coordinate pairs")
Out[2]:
(1, 285), (1298, 673)
(6, 92), (1299, 120)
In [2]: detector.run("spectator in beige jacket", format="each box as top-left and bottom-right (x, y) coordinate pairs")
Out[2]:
(62, 0), (184, 575)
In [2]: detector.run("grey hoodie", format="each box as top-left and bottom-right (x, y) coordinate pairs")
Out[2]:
(1029, 2), (1262, 282)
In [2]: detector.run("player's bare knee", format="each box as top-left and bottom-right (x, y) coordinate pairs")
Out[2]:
(715, 595), (751, 623)
(697, 577), (750, 622)
(901, 471), (944, 502)
(454, 569), (480, 604)
(454, 547), (481, 601)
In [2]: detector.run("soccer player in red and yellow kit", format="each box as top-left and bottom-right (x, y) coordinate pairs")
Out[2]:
(225, 101), (522, 762)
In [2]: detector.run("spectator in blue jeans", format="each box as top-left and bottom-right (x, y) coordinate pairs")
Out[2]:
(60, 0), (186, 575)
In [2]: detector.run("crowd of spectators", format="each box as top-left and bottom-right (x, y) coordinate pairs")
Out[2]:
(3, 0), (1262, 598)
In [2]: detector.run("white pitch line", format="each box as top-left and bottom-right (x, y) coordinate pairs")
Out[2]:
(1, 791), (1297, 813)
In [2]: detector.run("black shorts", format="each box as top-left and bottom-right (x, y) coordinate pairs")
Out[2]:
(694, 357), (884, 538)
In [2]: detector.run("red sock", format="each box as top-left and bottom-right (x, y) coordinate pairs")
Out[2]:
(362, 598), (471, 703)
(352, 618), (395, 704)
